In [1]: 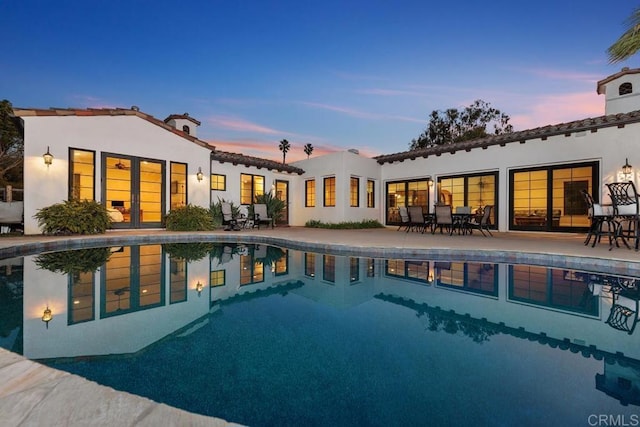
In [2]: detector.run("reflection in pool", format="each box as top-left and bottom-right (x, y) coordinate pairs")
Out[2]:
(1, 242), (640, 426)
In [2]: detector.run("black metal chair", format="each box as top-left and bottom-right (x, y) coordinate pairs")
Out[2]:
(606, 288), (640, 335)
(605, 181), (640, 250)
(580, 189), (614, 247)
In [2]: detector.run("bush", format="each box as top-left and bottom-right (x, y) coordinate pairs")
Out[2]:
(165, 204), (215, 231)
(305, 219), (385, 229)
(34, 199), (112, 235)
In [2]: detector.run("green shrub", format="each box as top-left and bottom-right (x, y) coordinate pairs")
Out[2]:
(35, 247), (113, 274)
(165, 204), (215, 231)
(163, 242), (216, 262)
(210, 198), (241, 228)
(304, 219), (385, 229)
(34, 199), (112, 235)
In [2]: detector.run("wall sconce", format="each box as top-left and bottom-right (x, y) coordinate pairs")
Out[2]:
(426, 176), (434, 187)
(196, 281), (204, 297)
(196, 167), (204, 182)
(622, 158), (633, 179)
(42, 305), (53, 328)
(43, 146), (53, 167)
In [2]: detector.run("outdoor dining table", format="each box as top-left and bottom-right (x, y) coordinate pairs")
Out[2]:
(452, 212), (473, 235)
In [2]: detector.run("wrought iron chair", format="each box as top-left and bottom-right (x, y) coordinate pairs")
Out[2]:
(606, 288), (640, 335)
(580, 189), (614, 247)
(605, 181), (640, 250)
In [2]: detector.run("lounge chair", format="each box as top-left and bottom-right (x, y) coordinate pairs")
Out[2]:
(252, 203), (273, 229)
(221, 202), (243, 231)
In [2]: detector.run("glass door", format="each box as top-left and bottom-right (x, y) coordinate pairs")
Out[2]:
(103, 154), (165, 229)
(275, 180), (289, 225)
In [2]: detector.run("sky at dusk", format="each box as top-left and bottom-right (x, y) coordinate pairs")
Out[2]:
(1, 1), (636, 162)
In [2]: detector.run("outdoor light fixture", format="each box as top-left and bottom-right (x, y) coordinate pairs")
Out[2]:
(43, 146), (53, 167)
(623, 158), (633, 179)
(196, 281), (204, 296)
(42, 306), (53, 328)
(426, 176), (434, 187)
(196, 167), (204, 182)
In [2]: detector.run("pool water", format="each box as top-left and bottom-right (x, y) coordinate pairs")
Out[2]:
(1, 242), (639, 426)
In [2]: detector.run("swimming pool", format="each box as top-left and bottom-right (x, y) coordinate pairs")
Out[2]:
(1, 241), (639, 426)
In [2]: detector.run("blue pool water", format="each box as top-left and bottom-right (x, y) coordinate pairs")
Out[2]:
(1, 242), (639, 426)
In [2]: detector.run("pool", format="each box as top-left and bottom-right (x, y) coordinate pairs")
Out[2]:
(1, 241), (639, 426)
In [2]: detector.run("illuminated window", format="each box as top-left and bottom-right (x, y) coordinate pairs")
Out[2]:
(367, 180), (375, 208)
(323, 255), (335, 283)
(241, 174), (265, 205)
(305, 252), (316, 277)
(170, 162), (187, 209)
(350, 257), (359, 283)
(350, 177), (360, 207)
(169, 256), (187, 303)
(305, 179), (316, 207)
(210, 270), (225, 287)
(324, 176), (336, 207)
(211, 174), (226, 191)
(69, 148), (95, 201)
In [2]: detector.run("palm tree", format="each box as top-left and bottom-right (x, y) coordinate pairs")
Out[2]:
(278, 139), (290, 164)
(608, 7), (640, 63)
(303, 143), (314, 159)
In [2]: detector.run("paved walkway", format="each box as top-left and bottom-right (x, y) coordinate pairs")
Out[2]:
(0, 227), (638, 426)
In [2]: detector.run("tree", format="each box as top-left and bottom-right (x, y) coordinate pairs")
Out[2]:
(0, 100), (23, 188)
(278, 139), (290, 164)
(608, 7), (640, 63)
(303, 143), (314, 159)
(410, 99), (513, 150)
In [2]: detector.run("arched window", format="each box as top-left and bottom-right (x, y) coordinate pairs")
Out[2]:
(182, 125), (190, 134)
(619, 82), (633, 95)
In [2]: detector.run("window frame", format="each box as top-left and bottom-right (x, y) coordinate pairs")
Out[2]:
(305, 179), (316, 207)
(367, 179), (375, 208)
(69, 148), (96, 201)
(350, 177), (360, 207)
(323, 176), (336, 207)
(211, 173), (226, 191)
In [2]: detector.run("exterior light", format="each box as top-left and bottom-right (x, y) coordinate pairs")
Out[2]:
(196, 167), (204, 182)
(43, 146), (53, 167)
(426, 176), (434, 187)
(42, 306), (53, 328)
(623, 158), (633, 179)
(196, 281), (204, 296)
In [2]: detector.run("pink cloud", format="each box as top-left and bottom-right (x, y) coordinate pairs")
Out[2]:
(206, 115), (282, 135)
(510, 91), (604, 130)
(524, 68), (602, 83)
(300, 101), (423, 123)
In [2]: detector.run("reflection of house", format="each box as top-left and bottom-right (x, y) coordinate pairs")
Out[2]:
(13, 68), (640, 234)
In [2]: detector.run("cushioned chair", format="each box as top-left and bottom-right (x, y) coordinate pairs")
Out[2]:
(606, 181), (640, 250)
(397, 206), (410, 231)
(408, 206), (428, 233)
(252, 203), (273, 229)
(432, 205), (457, 235)
(581, 189), (614, 247)
(221, 202), (243, 231)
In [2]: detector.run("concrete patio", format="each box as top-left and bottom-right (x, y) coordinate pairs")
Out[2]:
(1, 226), (638, 426)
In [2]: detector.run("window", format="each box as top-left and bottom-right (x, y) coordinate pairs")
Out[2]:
(169, 256), (187, 303)
(68, 271), (94, 324)
(305, 179), (316, 207)
(305, 253), (316, 277)
(170, 162), (187, 209)
(241, 174), (265, 205)
(324, 176), (336, 207)
(323, 255), (336, 283)
(182, 125), (190, 134)
(386, 179), (430, 224)
(367, 180), (375, 208)
(274, 250), (288, 276)
(211, 174), (226, 191)
(210, 270), (225, 287)
(350, 177), (360, 207)
(69, 148), (95, 201)
(240, 253), (264, 285)
(510, 162), (597, 231)
(438, 172), (498, 227)
(620, 82), (633, 95)
(349, 257), (359, 283)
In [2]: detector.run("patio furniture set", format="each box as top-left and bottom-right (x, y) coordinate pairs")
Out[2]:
(398, 204), (494, 237)
(582, 181), (640, 251)
(221, 202), (274, 231)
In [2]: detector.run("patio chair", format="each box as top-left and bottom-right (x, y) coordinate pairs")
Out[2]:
(408, 206), (427, 233)
(580, 189), (614, 247)
(221, 202), (243, 231)
(397, 206), (410, 231)
(252, 203), (273, 229)
(468, 205), (494, 236)
(432, 204), (457, 235)
(606, 288), (640, 335)
(605, 181), (640, 250)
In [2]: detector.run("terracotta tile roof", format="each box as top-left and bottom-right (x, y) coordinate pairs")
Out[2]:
(374, 110), (640, 164)
(597, 67), (640, 95)
(12, 107), (213, 150)
(163, 113), (202, 126)
(211, 150), (305, 175)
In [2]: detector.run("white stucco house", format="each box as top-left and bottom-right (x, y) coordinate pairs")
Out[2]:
(11, 67), (640, 235)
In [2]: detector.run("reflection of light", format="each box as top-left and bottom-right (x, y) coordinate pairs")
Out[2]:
(196, 281), (204, 297)
(310, 273), (315, 277)
(73, 300), (80, 305)
(142, 289), (148, 294)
